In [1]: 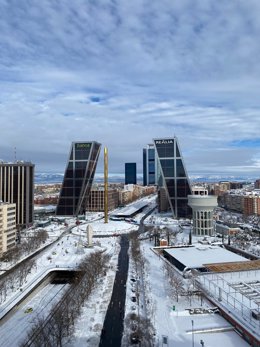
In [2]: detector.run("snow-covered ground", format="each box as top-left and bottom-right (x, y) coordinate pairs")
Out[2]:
(65, 238), (120, 346)
(0, 205), (257, 347)
(0, 283), (68, 347)
(123, 238), (251, 347)
(72, 220), (138, 237)
(0, 228), (117, 347)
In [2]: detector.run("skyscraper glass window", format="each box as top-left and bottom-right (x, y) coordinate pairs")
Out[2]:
(56, 141), (101, 216)
(143, 144), (157, 186)
(153, 137), (192, 218)
(125, 163), (137, 185)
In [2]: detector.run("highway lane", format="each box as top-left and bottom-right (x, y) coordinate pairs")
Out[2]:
(0, 283), (68, 347)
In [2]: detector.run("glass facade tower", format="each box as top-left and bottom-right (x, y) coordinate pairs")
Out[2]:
(153, 137), (192, 218)
(143, 144), (157, 186)
(56, 141), (101, 216)
(125, 163), (137, 185)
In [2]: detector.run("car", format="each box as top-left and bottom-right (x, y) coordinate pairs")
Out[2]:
(24, 307), (33, 314)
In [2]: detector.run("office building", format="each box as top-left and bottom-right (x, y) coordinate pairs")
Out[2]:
(188, 195), (218, 236)
(0, 162), (34, 227)
(86, 188), (119, 212)
(153, 137), (192, 218)
(0, 202), (16, 256)
(56, 141), (101, 216)
(125, 163), (137, 185)
(143, 144), (157, 186)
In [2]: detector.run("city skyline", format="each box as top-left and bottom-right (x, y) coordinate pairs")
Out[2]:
(1, 1), (260, 175)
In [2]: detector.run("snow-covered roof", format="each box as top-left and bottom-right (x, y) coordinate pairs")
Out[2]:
(111, 200), (148, 217)
(164, 245), (249, 269)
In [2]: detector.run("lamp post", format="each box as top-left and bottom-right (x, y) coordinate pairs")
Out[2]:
(191, 320), (194, 347)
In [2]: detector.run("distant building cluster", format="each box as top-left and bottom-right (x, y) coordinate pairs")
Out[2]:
(216, 182), (260, 216)
(2, 135), (260, 258)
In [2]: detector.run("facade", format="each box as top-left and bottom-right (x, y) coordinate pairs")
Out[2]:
(0, 202), (16, 256)
(153, 137), (192, 218)
(56, 141), (101, 216)
(0, 162), (34, 227)
(119, 184), (156, 205)
(157, 187), (169, 212)
(254, 179), (260, 189)
(244, 196), (260, 216)
(86, 188), (119, 212)
(215, 222), (241, 236)
(192, 186), (208, 195)
(219, 193), (244, 213)
(188, 195), (218, 236)
(125, 163), (137, 185)
(143, 144), (157, 186)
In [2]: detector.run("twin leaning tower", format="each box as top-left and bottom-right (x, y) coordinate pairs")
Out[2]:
(55, 138), (217, 236)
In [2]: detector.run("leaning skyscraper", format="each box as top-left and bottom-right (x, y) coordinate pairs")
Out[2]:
(56, 141), (101, 216)
(153, 137), (192, 218)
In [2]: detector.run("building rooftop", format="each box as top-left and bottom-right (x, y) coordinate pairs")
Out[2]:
(111, 200), (148, 218)
(164, 245), (249, 269)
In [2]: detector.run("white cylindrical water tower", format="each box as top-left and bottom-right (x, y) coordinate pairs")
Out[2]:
(188, 195), (218, 236)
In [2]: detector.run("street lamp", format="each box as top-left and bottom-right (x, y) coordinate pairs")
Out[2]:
(191, 320), (194, 347)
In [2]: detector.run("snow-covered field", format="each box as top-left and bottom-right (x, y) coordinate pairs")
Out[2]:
(138, 240), (251, 346)
(0, 207), (256, 347)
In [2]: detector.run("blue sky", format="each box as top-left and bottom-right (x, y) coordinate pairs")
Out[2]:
(0, 0), (260, 176)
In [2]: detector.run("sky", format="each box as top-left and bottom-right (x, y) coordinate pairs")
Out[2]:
(0, 0), (260, 177)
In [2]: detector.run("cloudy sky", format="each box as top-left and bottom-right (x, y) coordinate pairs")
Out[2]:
(0, 0), (260, 177)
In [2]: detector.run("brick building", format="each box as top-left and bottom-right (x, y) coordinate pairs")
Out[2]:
(86, 188), (119, 212)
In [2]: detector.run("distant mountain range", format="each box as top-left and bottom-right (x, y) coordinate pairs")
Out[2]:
(35, 172), (257, 184)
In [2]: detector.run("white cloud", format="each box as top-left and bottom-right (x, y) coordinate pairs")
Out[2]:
(0, 0), (260, 176)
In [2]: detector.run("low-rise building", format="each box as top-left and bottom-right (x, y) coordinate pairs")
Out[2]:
(215, 222), (241, 235)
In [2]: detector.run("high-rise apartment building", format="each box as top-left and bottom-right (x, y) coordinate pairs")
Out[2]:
(244, 196), (260, 216)
(143, 144), (157, 186)
(0, 202), (16, 256)
(0, 162), (34, 227)
(56, 141), (101, 216)
(125, 163), (137, 185)
(153, 137), (192, 218)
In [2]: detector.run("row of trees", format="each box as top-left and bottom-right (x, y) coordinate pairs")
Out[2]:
(0, 258), (36, 304)
(163, 261), (185, 303)
(1, 229), (48, 264)
(21, 250), (110, 347)
(163, 260), (203, 307)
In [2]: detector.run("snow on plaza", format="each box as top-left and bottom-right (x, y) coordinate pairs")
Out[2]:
(0, 204), (257, 346)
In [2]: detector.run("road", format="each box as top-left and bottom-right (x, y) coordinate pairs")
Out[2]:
(0, 283), (68, 347)
(99, 235), (129, 347)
